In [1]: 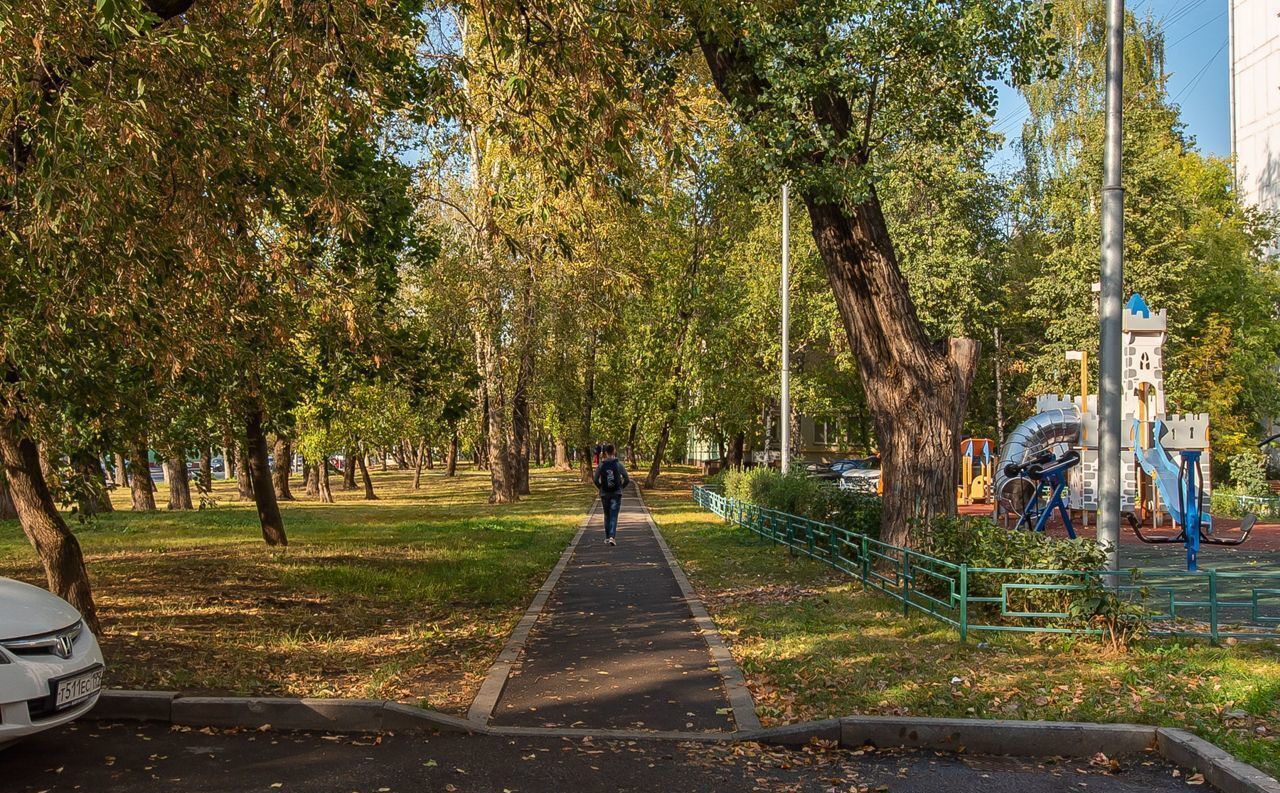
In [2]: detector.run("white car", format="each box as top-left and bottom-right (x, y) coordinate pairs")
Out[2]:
(0, 577), (104, 746)
(838, 459), (882, 494)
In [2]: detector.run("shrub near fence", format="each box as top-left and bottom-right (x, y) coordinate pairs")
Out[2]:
(693, 484), (1280, 644)
(716, 467), (880, 537)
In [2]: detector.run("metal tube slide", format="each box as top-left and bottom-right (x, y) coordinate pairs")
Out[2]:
(993, 408), (1082, 510)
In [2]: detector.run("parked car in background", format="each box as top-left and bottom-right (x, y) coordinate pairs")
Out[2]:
(0, 578), (104, 747)
(806, 458), (877, 483)
(803, 461), (843, 481)
(838, 457), (881, 494)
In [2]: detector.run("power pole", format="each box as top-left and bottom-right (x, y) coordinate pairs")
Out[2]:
(780, 182), (791, 474)
(1097, 0), (1125, 575)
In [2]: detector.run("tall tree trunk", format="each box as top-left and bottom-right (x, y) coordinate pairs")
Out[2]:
(477, 326), (516, 504)
(245, 405), (287, 546)
(0, 471), (17, 519)
(475, 373), (491, 471)
(317, 458), (334, 503)
(511, 266), (536, 496)
(512, 365), (532, 496)
(303, 458), (319, 497)
(356, 450), (378, 500)
(994, 325), (1006, 443)
(425, 442), (435, 470)
(645, 421), (672, 489)
(235, 442), (255, 500)
(272, 437), (294, 501)
(0, 417), (99, 632)
(413, 438), (427, 490)
(37, 442), (56, 487)
(71, 450), (113, 515)
(729, 431), (746, 468)
(696, 33), (981, 548)
(627, 420), (639, 469)
(578, 333), (598, 484)
(379, 449), (388, 472)
(801, 198), (980, 546)
(554, 437), (571, 471)
(446, 431), (459, 477)
(222, 428), (237, 481)
(129, 439), (156, 511)
(166, 456), (193, 510)
(342, 448), (357, 490)
(199, 446), (213, 494)
(644, 241), (701, 488)
(115, 452), (130, 488)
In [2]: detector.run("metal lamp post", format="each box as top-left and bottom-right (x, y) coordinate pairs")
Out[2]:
(780, 182), (791, 474)
(1097, 0), (1125, 575)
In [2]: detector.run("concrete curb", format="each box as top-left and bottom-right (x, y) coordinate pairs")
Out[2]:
(91, 690), (178, 722)
(1157, 728), (1280, 793)
(837, 715), (1156, 757)
(465, 499), (598, 725)
(633, 484), (763, 732)
(91, 693), (476, 734)
(483, 725), (735, 742)
(87, 691), (1280, 792)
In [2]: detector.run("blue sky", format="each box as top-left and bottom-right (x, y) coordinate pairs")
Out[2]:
(992, 0), (1231, 168)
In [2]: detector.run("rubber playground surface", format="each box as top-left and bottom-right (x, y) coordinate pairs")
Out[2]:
(958, 503), (1280, 562)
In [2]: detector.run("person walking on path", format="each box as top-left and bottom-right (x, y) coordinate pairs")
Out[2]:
(593, 443), (629, 545)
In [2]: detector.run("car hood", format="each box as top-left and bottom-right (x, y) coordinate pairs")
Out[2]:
(0, 577), (81, 639)
(842, 469), (880, 478)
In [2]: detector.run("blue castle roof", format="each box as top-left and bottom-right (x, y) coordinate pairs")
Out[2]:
(1125, 293), (1151, 318)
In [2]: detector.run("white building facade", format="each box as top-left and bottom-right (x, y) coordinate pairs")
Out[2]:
(1230, 0), (1280, 244)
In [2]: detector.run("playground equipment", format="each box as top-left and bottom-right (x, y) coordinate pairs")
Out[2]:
(992, 406), (1081, 524)
(995, 294), (1215, 529)
(1001, 449), (1081, 537)
(958, 438), (995, 504)
(1128, 419), (1257, 571)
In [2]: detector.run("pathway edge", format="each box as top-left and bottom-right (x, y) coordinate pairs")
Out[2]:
(465, 499), (598, 725)
(632, 484), (763, 732)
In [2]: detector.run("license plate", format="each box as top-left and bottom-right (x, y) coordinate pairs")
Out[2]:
(55, 667), (103, 709)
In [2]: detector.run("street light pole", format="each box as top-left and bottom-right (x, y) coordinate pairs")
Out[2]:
(1097, 0), (1125, 575)
(780, 182), (791, 474)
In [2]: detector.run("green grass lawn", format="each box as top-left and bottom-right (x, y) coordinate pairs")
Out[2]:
(645, 469), (1280, 778)
(0, 467), (592, 713)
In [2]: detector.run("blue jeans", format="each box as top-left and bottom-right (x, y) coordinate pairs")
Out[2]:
(601, 492), (623, 539)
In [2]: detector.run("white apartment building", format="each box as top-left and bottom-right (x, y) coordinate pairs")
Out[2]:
(1230, 0), (1280, 241)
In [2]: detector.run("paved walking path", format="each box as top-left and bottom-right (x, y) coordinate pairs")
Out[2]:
(480, 485), (752, 732)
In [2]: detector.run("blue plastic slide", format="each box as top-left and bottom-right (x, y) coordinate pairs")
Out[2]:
(1130, 419), (1210, 532)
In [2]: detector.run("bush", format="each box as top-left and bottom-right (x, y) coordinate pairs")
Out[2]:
(720, 466), (881, 538)
(924, 516), (1140, 637)
(1229, 451), (1272, 498)
(1212, 485), (1280, 520)
(926, 515), (1108, 571)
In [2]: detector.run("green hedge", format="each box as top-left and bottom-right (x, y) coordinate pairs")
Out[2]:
(715, 466), (881, 538)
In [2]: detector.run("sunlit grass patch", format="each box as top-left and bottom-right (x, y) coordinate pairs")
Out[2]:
(646, 468), (1280, 778)
(0, 467), (591, 714)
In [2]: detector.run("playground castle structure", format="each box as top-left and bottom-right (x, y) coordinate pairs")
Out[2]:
(994, 294), (1211, 523)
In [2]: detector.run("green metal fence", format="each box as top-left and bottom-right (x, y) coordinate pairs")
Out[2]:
(692, 485), (1280, 643)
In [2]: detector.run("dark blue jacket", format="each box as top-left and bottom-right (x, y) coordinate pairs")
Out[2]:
(593, 458), (629, 494)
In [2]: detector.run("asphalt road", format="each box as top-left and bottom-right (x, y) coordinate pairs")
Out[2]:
(1, 721), (1204, 793)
